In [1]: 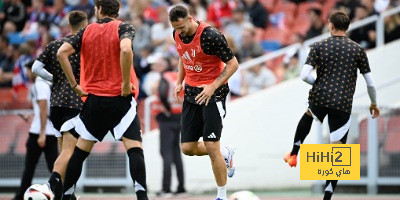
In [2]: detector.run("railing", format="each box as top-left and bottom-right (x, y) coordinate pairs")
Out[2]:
(239, 6), (400, 72)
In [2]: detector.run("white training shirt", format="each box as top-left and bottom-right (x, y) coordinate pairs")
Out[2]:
(29, 77), (58, 135)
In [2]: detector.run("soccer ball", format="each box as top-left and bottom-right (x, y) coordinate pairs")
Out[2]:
(229, 190), (260, 200)
(24, 184), (54, 200)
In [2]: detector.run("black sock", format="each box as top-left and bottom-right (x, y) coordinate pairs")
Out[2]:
(291, 113), (313, 155)
(127, 147), (148, 200)
(62, 147), (89, 200)
(48, 172), (63, 200)
(323, 180), (338, 200)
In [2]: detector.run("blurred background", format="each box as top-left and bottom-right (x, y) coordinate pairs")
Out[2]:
(1, 0), (400, 199)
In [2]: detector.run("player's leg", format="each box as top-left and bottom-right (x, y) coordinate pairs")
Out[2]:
(203, 101), (229, 200)
(172, 123), (185, 194)
(49, 132), (78, 199)
(47, 107), (80, 199)
(158, 121), (174, 195)
(62, 138), (95, 200)
(43, 135), (58, 172)
(323, 109), (351, 200)
(285, 104), (327, 167)
(110, 94), (148, 200)
(13, 133), (43, 200)
(204, 141), (228, 199)
(62, 95), (104, 200)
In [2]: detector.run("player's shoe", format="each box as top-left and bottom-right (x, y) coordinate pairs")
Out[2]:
(216, 198), (228, 200)
(283, 152), (297, 167)
(223, 145), (236, 178)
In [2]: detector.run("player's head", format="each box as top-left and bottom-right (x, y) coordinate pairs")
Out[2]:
(169, 5), (194, 37)
(94, 0), (120, 20)
(328, 11), (350, 34)
(68, 10), (88, 32)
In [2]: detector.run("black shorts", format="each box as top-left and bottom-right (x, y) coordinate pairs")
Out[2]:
(308, 103), (351, 143)
(181, 100), (226, 143)
(50, 106), (80, 138)
(74, 94), (142, 142)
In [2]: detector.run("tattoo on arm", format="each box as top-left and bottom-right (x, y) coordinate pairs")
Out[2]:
(217, 66), (227, 81)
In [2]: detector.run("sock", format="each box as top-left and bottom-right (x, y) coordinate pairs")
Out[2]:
(323, 180), (338, 200)
(127, 147), (148, 200)
(217, 185), (227, 199)
(62, 147), (89, 200)
(48, 172), (63, 200)
(291, 113), (313, 155)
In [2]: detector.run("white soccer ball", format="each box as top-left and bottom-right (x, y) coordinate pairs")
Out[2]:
(24, 184), (54, 200)
(229, 190), (260, 200)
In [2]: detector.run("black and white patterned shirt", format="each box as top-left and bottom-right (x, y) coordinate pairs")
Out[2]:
(306, 36), (371, 113)
(37, 35), (83, 110)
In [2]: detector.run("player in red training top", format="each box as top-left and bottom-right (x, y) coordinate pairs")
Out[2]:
(169, 5), (239, 200)
(57, 0), (147, 199)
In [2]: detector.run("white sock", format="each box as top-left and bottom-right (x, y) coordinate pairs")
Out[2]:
(217, 185), (227, 199)
(220, 147), (229, 159)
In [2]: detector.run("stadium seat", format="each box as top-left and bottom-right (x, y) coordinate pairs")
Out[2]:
(259, 0), (276, 12)
(384, 116), (400, 153)
(0, 89), (14, 109)
(291, 14), (312, 36)
(264, 27), (289, 46)
(297, 1), (322, 16)
(0, 115), (19, 154)
(359, 117), (387, 154)
(273, 1), (297, 17)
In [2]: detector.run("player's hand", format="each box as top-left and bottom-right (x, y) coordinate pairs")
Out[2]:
(370, 104), (380, 119)
(195, 84), (217, 106)
(37, 134), (46, 148)
(121, 82), (135, 97)
(73, 85), (88, 97)
(174, 83), (183, 103)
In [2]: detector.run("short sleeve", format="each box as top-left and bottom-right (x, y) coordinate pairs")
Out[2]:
(34, 79), (51, 101)
(305, 43), (319, 68)
(201, 27), (234, 63)
(357, 49), (371, 74)
(119, 22), (135, 41)
(66, 27), (86, 52)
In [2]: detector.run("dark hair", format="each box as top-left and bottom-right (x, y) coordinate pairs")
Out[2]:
(329, 11), (350, 31)
(169, 5), (189, 22)
(69, 10), (88, 29)
(309, 8), (322, 16)
(94, 0), (120, 18)
(0, 35), (9, 45)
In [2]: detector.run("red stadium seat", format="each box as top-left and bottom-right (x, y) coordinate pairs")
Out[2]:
(384, 116), (400, 153)
(264, 27), (289, 45)
(0, 88), (14, 109)
(297, 1), (322, 16)
(273, 1), (297, 17)
(0, 115), (20, 154)
(359, 117), (387, 154)
(259, 0), (277, 12)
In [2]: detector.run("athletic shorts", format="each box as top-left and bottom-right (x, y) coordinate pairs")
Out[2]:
(180, 100), (226, 143)
(308, 103), (351, 143)
(50, 106), (80, 138)
(69, 94), (142, 142)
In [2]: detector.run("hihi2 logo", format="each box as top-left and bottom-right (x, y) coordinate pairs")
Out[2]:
(300, 144), (360, 180)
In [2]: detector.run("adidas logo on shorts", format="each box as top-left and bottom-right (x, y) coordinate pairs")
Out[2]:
(208, 132), (217, 139)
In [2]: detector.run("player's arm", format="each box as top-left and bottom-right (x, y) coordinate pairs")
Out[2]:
(58, 28), (87, 96)
(358, 49), (379, 118)
(119, 23), (136, 97)
(300, 64), (315, 85)
(195, 28), (238, 105)
(174, 58), (185, 102)
(32, 60), (53, 82)
(120, 37), (134, 97)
